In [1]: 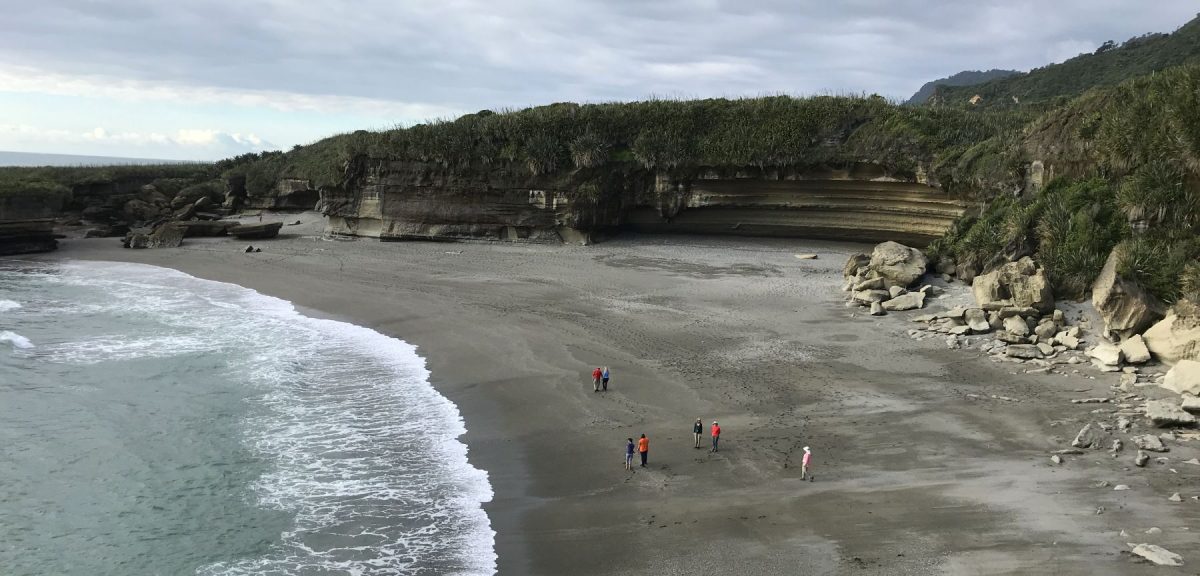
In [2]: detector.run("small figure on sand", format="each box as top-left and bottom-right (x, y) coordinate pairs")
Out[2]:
(601, 366), (610, 391)
(801, 446), (812, 481)
(710, 420), (721, 453)
(625, 438), (635, 471)
(592, 367), (602, 392)
(638, 434), (649, 467)
(693, 418), (703, 448)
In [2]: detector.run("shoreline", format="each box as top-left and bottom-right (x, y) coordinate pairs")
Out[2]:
(29, 219), (1200, 575)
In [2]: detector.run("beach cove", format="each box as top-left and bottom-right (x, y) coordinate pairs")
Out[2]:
(39, 217), (1199, 575)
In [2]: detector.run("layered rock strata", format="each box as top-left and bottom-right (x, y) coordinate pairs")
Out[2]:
(0, 190), (65, 255)
(319, 160), (969, 245)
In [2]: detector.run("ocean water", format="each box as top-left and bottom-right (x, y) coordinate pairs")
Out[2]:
(0, 261), (495, 576)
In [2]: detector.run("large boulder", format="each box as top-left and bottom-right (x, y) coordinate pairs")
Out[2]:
(971, 257), (1053, 313)
(1144, 300), (1200, 365)
(1161, 360), (1200, 396)
(865, 242), (927, 288)
(145, 223), (185, 248)
(1119, 334), (1151, 364)
(1091, 247), (1166, 339)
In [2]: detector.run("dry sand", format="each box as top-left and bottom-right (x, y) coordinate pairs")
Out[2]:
(35, 213), (1200, 575)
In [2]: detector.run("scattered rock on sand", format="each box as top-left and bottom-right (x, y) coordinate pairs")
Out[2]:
(794, 253), (817, 260)
(229, 221), (283, 239)
(1136, 450), (1150, 467)
(1114, 484), (1130, 491)
(1087, 343), (1123, 367)
(1185, 458), (1200, 465)
(870, 302), (885, 316)
(852, 289), (891, 305)
(964, 308), (990, 332)
(1071, 423), (1101, 449)
(1120, 335), (1152, 365)
(888, 285), (907, 299)
(854, 277), (885, 291)
(1144, 400), (1197, 427)
(1129, 543), (1183, 566)
(1168, 493), (1182, 502)
(1111, 439), (1123, 453)
(1132, 434), (1168, 452)
(1004, 315), (1031, 336)
(1161, 360), (1200, 396)
(882, 291), (926, 311)
(1007, 344), (1043, 360)
(1181, 396), (1200, 414)
(1050, 454), (1062, 465)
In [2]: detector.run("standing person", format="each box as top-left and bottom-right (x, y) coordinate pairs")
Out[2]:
(638, 434), (649, 467)
(801, 446), (812, 481)
(625, 438), (635, 471)
(601, 366), (610, 391)
(710, 421), (721, 453)
(591, 367), (602, 392)
(693, 418), (703, 448)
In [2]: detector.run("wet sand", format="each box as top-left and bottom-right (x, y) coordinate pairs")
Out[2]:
(38, 215), (1199, 575)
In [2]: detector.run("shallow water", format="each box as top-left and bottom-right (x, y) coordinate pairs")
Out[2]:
(0, 260), (495, 576)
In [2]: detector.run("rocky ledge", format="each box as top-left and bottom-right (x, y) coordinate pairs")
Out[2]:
(0, 189), (66, 256)
(319, 160), (968, 245)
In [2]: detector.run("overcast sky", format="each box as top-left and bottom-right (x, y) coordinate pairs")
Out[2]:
(1, 0), (1195, 160)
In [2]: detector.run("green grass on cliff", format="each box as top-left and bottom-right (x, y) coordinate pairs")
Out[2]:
(933, 15), (1200, 108)
(931, 63), (1200, 303)
(225, 95), (1031, 201)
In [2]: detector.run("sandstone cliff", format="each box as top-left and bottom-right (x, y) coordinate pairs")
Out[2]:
(319, 159), (968, 245)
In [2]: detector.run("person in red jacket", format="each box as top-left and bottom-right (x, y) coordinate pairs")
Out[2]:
(710, 421), (721, 453)
(591, 367), (602, 392)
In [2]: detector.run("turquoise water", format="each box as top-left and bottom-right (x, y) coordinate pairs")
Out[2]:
(0, 261), (495, 576)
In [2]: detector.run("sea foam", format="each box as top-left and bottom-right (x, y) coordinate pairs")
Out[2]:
(38, 261), (497, 575)
(0, 330), (33, 349)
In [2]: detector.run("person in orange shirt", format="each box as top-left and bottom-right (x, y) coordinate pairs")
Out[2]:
(710, 421), (721, 453)
(637, 434), (649, 467)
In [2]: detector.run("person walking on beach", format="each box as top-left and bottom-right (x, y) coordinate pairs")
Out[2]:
(693, 418), (703, 448)
(710, 421), (721, 453)
(625, 438), (635, 471)
(801, 446), (812, 481)
(592, 367), (602, 392)
(638, 434), (649, 467)
(601, 366), (610, 391)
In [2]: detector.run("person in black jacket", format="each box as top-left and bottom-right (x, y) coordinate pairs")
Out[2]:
(693, 418), (703, 448)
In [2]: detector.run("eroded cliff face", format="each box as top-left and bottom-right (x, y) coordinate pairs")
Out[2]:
(318, 159), (968, 245)
(0, 192), (64, 256)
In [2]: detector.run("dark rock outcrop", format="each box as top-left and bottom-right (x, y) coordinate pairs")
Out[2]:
(0, 189), (66, 255)
(248, 178), (320, 210)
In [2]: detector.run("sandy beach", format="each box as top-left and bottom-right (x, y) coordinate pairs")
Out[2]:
(37, 214), (1199, 575)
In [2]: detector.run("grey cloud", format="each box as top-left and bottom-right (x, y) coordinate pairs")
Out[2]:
(2, 0), (1196, 116)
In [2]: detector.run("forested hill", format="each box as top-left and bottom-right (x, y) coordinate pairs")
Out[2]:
(905, 69), (1018, 105)
(930, 14), (1200, 108)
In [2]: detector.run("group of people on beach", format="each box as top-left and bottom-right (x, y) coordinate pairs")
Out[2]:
(593, 367), (814, 479)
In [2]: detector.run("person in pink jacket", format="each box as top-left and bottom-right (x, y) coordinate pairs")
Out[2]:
(801, 446), (812, 481)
